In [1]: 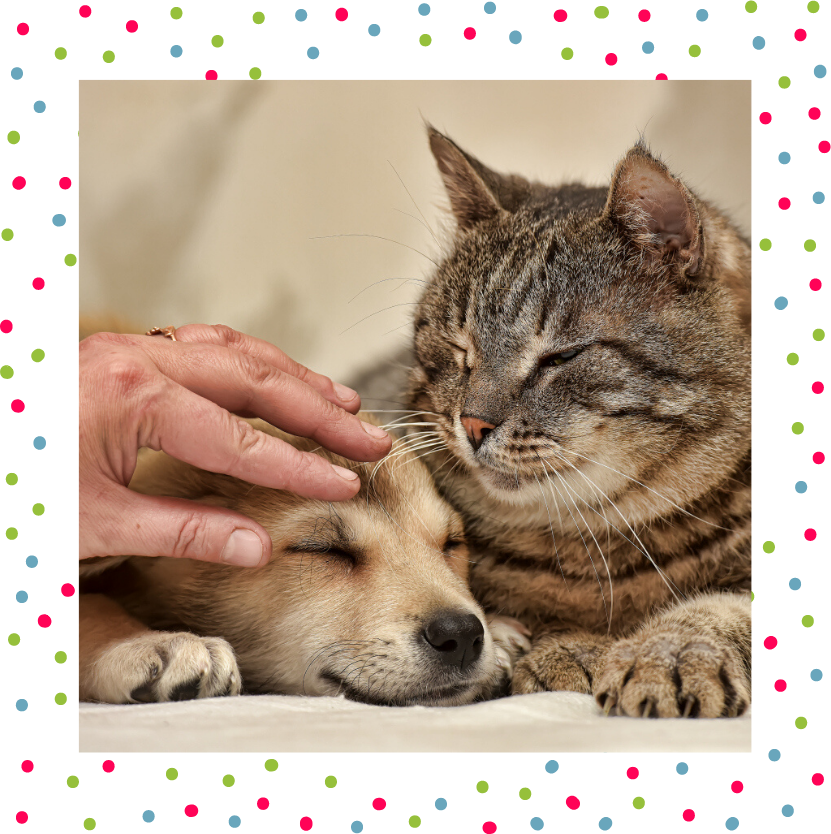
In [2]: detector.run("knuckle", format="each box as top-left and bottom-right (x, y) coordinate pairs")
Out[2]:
(229, 418), (269, 467)
(237, 351), (282, 390)
(171, 512), (211, 561)
(209, 324), (241, 347)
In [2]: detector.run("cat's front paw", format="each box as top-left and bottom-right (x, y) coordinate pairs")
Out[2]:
(593, 629), (749, 718)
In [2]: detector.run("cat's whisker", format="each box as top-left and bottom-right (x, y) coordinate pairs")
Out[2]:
(347, 277), (429, 304)
(339, 301), (442, 337)
(309, 233), (440, 266)
(533, 472), (569, 589)
(387, 159), (440, 244)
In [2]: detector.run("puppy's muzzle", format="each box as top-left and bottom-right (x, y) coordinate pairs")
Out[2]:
(422, 609), (485, 671)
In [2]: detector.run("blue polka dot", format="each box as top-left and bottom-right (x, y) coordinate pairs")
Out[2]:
(769, 748), (781, 761)
(531, 818), (545, 831)
(52, 214), (66, 227)
(753, 36), (765, 49)
(815, 65), (827, 78)
(599, 819), (613, 831)
(33, 101), (46, 113)
(26, 555), (38, 568)
(789, 577), (801, 590)
(142, 810), (155, 823)
(16, 699), (28, 711)
(545, 759), (559, 773)
(295, 9), (307, 21)
(435, 798), (447, 810)
(778, 152), (791, 164)
(351, 823), (364, 833)
(484, 2), (496, 12)
(11, 67), (23, 80)
(170, 45), (183, 58)
(509, 30), (522, 44)
(368, 24), (380, 36)
(676, 762), (689, 774)
(642, 41), (654, 54)
(782, 805), (794, 818)
(16, 591), (28, 603)
(811, 668), (823, 681)
(696, 9), (709, 21)
(795, 481), (808, 493)
(228, 817), (241, 829)
(813, 192), (825, 204)
(33, 436), (46, 450)
(725, 818), (739, 831)
(774, 296), (788, 310)
(307, 46), (319, 59)
(418, 3), (431, 15)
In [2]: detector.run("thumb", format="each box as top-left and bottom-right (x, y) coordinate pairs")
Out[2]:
(89, 488), (272, 567)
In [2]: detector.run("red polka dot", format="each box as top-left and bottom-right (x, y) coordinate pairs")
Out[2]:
(814, 452), (825, 464)
(300, 819), (313, 832)
(33, 277), (44, 290)
(813, 773), (824, 786)
(13, 177), (26, 190)
(819, 140), (830, 154)
(810, 278), (822, 291)
(17, 23), (29, 36)
(184, 805), (198, 817)
(809, 107), (821, 120)
(764, 636), (777, 649)
(656, 73), (668, 80)
(805, 528), (817, 541)
(335, 8), (348, 21)
(795, 29), (807, 41)
(16, 811), (28, 824)
(483, 824), (497, 834)
(812, 381), (824, 394)
(205, 70), (218, 81)
(126, 20), (138, 33)
(102, 759), (114, 772)
(1, 320), (13, 333)
(38, 615), (51, 628)
(774, 679), (787, 692)
(61, 583), (76, 597)
(760, 112), (772, 125)
(257, 797), (269, 810)
(554, 10), (568, 22)
(464, 27), (476, 40)
(21, 760), (33, 773)
(779, 198), (791, 210)
(627, 767), (639, 779)
(59, 177), (71, 189)
(79, 5), (91, 17)
(566, 796), (580, 810)
(639, 10), (651, 22)
(372, 798), (386, 811)
(683, 809), (695, 822)
(12, 399), (25, 413)
(731, 780), (744, 793)
(605, 53), (618, 66)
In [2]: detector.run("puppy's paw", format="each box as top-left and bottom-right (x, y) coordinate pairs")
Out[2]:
(593, 629), (749, 718)
(511, 630), (612, 695)
(85, 632), (241, 704)
(488, 614), (532, 675)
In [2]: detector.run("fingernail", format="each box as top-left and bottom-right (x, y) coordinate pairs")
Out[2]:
(222, 529), (265, 568)
(362, 421), (390, 441)
(334, 382), (359, 403)
(333, 465), (360, 482)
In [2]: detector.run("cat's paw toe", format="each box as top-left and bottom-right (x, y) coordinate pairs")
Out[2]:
(511, 632), (610, 696)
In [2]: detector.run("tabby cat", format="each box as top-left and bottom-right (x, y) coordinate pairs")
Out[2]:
(404, 128), (751, 718)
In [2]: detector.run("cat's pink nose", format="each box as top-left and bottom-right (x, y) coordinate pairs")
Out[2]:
(461, 416), (497, 451)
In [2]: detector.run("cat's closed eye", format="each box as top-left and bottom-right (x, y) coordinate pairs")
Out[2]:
(538, 346), (585, 369)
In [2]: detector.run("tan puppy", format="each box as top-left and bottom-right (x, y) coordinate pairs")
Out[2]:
(79, 415), (531, 706)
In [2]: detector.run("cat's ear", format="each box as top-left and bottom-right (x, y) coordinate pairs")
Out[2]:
(428, 127), (530, 229)
(604, 144), (704, 276)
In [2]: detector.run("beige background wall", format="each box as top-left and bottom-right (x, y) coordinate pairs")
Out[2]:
(80, 81), (749, 386)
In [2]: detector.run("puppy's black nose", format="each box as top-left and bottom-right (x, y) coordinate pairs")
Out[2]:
(422, 609), (485, 670)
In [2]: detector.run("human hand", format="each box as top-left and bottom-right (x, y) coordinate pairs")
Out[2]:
(80, 324), (391, 567)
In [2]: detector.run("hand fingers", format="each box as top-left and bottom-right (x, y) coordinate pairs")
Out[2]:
(172, 323), (362, 414)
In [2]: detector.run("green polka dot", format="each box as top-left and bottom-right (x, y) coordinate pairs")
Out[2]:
(759, 238), (772, 251)
(5, 473), (17, 485)
(792, 422), (804, 435)
(1, 366), (13, 380)
(55, 692), (67, 705)
(763, 541), (775, 553)
(7, 128), (21, 144)
(33, 503), (45, 516)
(67, 775), (79, 788)
(561, 47), (574, 60)
(594, 6), (610, 18)
(166, 767), (178, 780)
(55, 47), (67, 60)
(689, 45), (701, 57)
(813, 329), (825, 341)
(8, 633), (20, 646)
(264, 759), (278, 772)
(409, 816), (421, 829)
(633, 797), (646, 809)
(31, 349), (45, 363)
(102, 51), (115, 64)
(55, 651), (67, 663)
(779, 76), (791, 89)
(253, 12), (265, 24)
(795, 716), (807, 729)
(223, 774), (235, 787)
(476, 781), (489, 793)
(325, 775), (337, 788)
(808, 1), (819, 11)
(65, 254), (77, 266)
(804, 239), (816, 252)
(249, 67), (261, 80)
(84, 820), (96, 831)
(803, 615), (814, 627)
(745, 1), (757, 11)
(419, 34), (432, 46)
(171, 7), (183, 19)
(787, 353), (799, 365)
(519, 787), (532, 800)
(1, 229), (13, 241)
(751, 591), (755, 601)
(212, 35), (224, 47)
(6, 528), (18, 540)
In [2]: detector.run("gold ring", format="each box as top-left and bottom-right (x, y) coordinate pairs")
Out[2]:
(145, 325), (177, 341)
